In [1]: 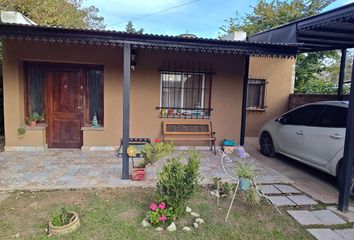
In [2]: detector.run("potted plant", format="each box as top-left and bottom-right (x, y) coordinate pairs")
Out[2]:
(236, 161), (255, 191)
(26, 112), (44, 127)
(131, 140), (174, 181)
(48, 208), (80, 235)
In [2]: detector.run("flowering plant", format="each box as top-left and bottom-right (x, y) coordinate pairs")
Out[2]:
(146, 202), (175, 225)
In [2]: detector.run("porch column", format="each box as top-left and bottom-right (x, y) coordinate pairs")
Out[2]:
(122, 43), (131, 180)
(338, 56), (354, 212)
(337, 49), (347, 98)
(240, 55), (250, 146)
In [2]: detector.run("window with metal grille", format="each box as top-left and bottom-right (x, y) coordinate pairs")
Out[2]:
(158, 71), (212, 118)
(247, 79), (266, 110)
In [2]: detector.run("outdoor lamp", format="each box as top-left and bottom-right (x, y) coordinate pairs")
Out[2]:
(131, 50), (136, 70)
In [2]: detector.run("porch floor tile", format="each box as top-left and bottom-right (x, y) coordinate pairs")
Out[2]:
(0, 149), (291, 191)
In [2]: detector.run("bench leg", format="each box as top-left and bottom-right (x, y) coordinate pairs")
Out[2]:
(213, 140), (216, 155)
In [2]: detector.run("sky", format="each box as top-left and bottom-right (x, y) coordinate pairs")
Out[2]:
(84, 0), (354, 38)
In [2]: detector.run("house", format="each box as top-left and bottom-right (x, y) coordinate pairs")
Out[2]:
(0, 12), (296, 152)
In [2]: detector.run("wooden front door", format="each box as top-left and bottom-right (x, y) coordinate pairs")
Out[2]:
(47, 67), (84, 148)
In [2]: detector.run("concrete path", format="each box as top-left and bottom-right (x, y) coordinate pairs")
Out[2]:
(245, 137), (339, 204)
(0, 149), (290, 191)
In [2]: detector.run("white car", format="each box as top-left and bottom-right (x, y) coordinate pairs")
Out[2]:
(259, 101), (351, 182)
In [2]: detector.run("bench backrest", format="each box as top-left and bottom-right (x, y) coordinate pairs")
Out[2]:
(162, 121), (212, 135)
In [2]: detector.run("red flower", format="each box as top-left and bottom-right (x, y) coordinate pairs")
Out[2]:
(158, 202), (166, 210)
(159, 215), (167, 222)
(154, 138), (161, 143)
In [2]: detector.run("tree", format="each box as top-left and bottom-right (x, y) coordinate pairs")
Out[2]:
(219, 0), (339, 94)
(125, 21), (144, 34)
(0, 0), (105, 29)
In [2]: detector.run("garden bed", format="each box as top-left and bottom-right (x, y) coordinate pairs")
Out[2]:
(0, 188), (312, 240)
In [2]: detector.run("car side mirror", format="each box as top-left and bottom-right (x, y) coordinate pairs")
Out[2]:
(276, 117), (287, 125)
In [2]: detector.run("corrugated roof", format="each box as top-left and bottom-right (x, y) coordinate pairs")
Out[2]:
(0, 22), (298, 57)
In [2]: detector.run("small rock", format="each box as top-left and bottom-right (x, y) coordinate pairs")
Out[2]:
(183, 227), (192, 232)
(13, 233), (20, 238)
(210, 191), (216, 196)
(186, 207), (192, 213)
(190, 212), (200, 218)
(155, 227), (164, 232)
(166, 222), (176, 232)
(195, 218), (205, 224)
(141, 219), (151, 228)
(193, 222), (199, 229)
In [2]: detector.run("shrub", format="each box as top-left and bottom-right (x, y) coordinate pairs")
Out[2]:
(51, 208), (72, 227)
(138, 141), (174, 168)
(245, 187), (261, 205)
(156, 149), (201, 217)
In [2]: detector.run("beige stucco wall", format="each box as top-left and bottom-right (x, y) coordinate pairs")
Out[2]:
(2, 39), (245, 149)
(246, 56), (295, 137)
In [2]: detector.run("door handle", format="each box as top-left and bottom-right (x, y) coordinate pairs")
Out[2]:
(77, 107), (83, 109)
(296, 130), (303, 135)
(330, 134), (342, 139)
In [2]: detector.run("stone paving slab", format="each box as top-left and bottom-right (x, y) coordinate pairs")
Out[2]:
(307, 229), (344, 240)
(312, 210), (347, 225)
(0, 150), (291, 191)
(287, 210), (322, 225)
(328, 206), (354, 223)
(274, 184), (301, 194)
(260, 185), (281, 195)
(267, 196), (296, 206)
(334, 229), (354, 240)
(287, 195), (318, 206)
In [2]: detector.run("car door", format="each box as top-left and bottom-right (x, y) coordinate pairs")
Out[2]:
(276, 105), (324, 160)
(303, 105), (346, 167)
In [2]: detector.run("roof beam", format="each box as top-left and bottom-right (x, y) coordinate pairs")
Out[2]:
(298, 37), (354, 48)
(315, 26), (354, 35)
(298, 32), (354, 42)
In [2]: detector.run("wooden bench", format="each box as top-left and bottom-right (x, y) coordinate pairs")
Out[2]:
(162, 121), (216, 154)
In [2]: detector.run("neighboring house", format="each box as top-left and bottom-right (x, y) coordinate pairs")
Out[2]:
(0, 12), (296, 151)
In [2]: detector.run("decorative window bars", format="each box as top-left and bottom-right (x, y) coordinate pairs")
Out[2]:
(247, 79), (266, 111)
(158, 69), (213, 119)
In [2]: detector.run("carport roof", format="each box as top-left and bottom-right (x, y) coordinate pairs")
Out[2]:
(249, 2), (354, 52)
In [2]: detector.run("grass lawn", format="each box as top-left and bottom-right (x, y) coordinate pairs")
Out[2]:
(0, 187), (312, 240)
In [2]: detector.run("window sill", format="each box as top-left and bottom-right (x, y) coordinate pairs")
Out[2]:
(24, 123), (48, 130)
(247, 108), (266, 112)
(81, 126), (104, 131)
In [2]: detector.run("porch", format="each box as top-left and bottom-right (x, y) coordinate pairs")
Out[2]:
(0, 148), (290, 191)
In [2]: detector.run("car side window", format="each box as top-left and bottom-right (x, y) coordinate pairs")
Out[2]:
(283, 105), (324, 126)
(316, 106), (347, 128)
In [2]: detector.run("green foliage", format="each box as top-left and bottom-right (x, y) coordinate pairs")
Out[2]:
(219, 0), (335, 36)
(125, 21), (144, 34)
(17, 127), (25, 139)
(219, 0), (340, 93)
(51, 208), (72, 227)
(295, 78), (337, 94)
(236, 161), (255, 179)
(0, 0), (105, 29)
(139, 141), (174, 168)
(245, 187), (261, 206)
(25, 112), (44, 124)
(212, 177), (232, 196)
(146, 202), (175, 226)
(156, 149), (201, 217)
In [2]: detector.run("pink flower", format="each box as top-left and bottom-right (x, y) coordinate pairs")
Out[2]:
(154, 138), (161, 143)
(158, 202), (166, 210)
(159, 215), (167, 222)
(150, 202), (158, 211)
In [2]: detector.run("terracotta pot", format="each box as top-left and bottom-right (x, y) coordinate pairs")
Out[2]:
(30, 121), (37, 127)
(48, 211), (80, 235)
(132, 167), (146, 181)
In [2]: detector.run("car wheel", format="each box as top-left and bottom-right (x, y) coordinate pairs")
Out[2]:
(260, 132), (276, 158)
